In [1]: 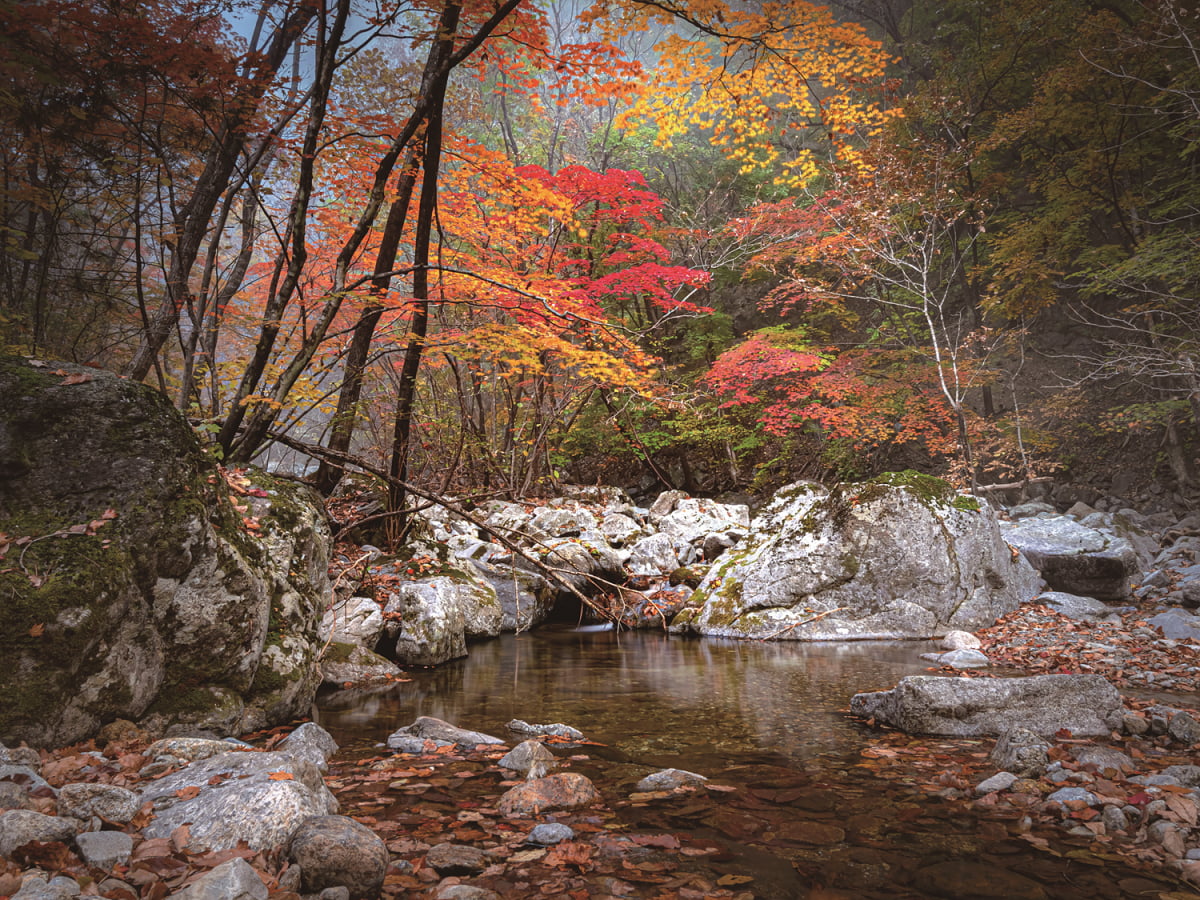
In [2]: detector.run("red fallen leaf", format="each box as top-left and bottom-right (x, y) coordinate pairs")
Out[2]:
(170, 823), (191, 853)
(207, 773), (229, 786)
(631, 833), (680, 849)
(131, 838), (176, 861)
(268, 772), (294, 781)
(12, 841), (79, 872)
(545, 841), (594, 870)
(28, 623), (44, 637)
(101, 508), (118, 520)
(189, 846), (256, 868)
(174, 785), (201, 800)
(1127, 791), (1154, 807)
(144, 878), (170, 900)
(60, 373), (92, 385)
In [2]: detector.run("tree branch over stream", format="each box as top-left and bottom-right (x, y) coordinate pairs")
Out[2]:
(265, 431), (634, 623)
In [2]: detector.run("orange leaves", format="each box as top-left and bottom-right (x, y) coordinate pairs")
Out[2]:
(610, 0), (898, 186)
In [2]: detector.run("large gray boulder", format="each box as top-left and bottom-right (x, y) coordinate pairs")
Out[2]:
(139, 750), (337, 851)
(999, 515), (1138, 600)
(0, 356), (330, 747)
(850, 674), (1124, 737)
(381, 573), (500, 666)
(672, 474), (1040, 641)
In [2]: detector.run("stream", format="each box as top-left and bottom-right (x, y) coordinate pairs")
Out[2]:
(315, 628), (1191, 899)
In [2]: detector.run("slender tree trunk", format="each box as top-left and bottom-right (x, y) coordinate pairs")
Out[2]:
(312, 151), (422, 494)
(385, 2), (461, 545)
(125, 3), (317, 382)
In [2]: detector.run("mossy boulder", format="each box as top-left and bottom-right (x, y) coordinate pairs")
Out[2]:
(0, 356), (330, 747)
(672, 473), (1041, 641)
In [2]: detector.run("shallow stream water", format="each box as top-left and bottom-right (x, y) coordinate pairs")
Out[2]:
(315, 628), (1193, 899)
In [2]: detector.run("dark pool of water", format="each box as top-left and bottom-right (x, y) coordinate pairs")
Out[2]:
(315, 628), (1190, 899)
(316, 627), (938, 770)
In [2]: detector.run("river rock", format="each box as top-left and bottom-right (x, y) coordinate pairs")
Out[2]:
(1169, 711), (1200, 745)
(0, 356), (330, 747)
(0, 810), (77, 858)
(74, 831), (133, 869)
(424, 842), (488, 875)
(138, 750), (337, 851)
(0, 766), (52, 796)
(472, 561), (555, 633)
(387, 716), (504, 750)
(850, 674), (1124, 737)
(278, 722), (338, 773)
(674, 475), (1040, 641)
(1036, 591), (1122, 622)
(382, 576), (500, 665)
(990, 727), (1051, 776)
(319, 596), (384, 647)
(288, 815), (388, 898)
(10, 876), (81, 900)
(600, 513), (644, 547)
(497, 773), (600, 817)
(975, 772), (1018, 795)
(506, 719), (584, 741)
(0, 783), (32, 810)
(528, 823), (575, 845)
(940, 630), (982, 651)
(652, 495), (749, 546)
(55, 783), (139, 824)
(529, 506), (598, 538)
(539, 539), (626, 596)
(320, 643), (403, 687)
(1000, 515), (1138, 600)
(172, 858), (267, 900)
(921, 649), (990, 668)
(1147, 609), (1200, 642)
(498, 741), (557, 779)
(625, 533), (681, 577)
(636, 768), (708, 791)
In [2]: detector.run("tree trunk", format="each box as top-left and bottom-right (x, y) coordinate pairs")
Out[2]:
(385, 2), (461, 546)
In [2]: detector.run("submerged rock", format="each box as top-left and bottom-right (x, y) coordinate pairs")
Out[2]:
(386, 716), (504, 750)
(497, 773), (600, 817)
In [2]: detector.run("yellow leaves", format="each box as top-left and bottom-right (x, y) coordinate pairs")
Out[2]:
(613, 0), (897, 187)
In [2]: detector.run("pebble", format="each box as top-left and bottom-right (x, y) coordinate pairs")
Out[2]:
(527, 823), (574, 845)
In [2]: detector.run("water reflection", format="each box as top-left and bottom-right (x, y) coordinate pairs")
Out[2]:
(316, 627), (937, 772)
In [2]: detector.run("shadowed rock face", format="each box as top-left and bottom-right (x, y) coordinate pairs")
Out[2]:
(1000, 516), (1138, 600)
(672, 475), (1042, 641)
(0, 356), (329, 747)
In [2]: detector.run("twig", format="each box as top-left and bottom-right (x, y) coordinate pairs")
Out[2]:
(757, 606), (850, 640)
(266, 431), (617, 621)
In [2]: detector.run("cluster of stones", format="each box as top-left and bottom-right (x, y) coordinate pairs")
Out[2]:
(0, 717), (711, 900)
(850, 673), (1200, 883)
(907, 499), (1200, 673)
(320, 474), (1045, 683)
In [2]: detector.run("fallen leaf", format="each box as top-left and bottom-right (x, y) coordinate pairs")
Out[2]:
(60, 373), (92, 385)
(174, 786), (201, 800)
(716, 874), (754, 886)
(268, 771), (294, 781)
(28, 623), (44, 638)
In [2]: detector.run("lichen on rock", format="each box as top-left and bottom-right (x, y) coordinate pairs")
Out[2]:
(0, 355), (330, 747)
